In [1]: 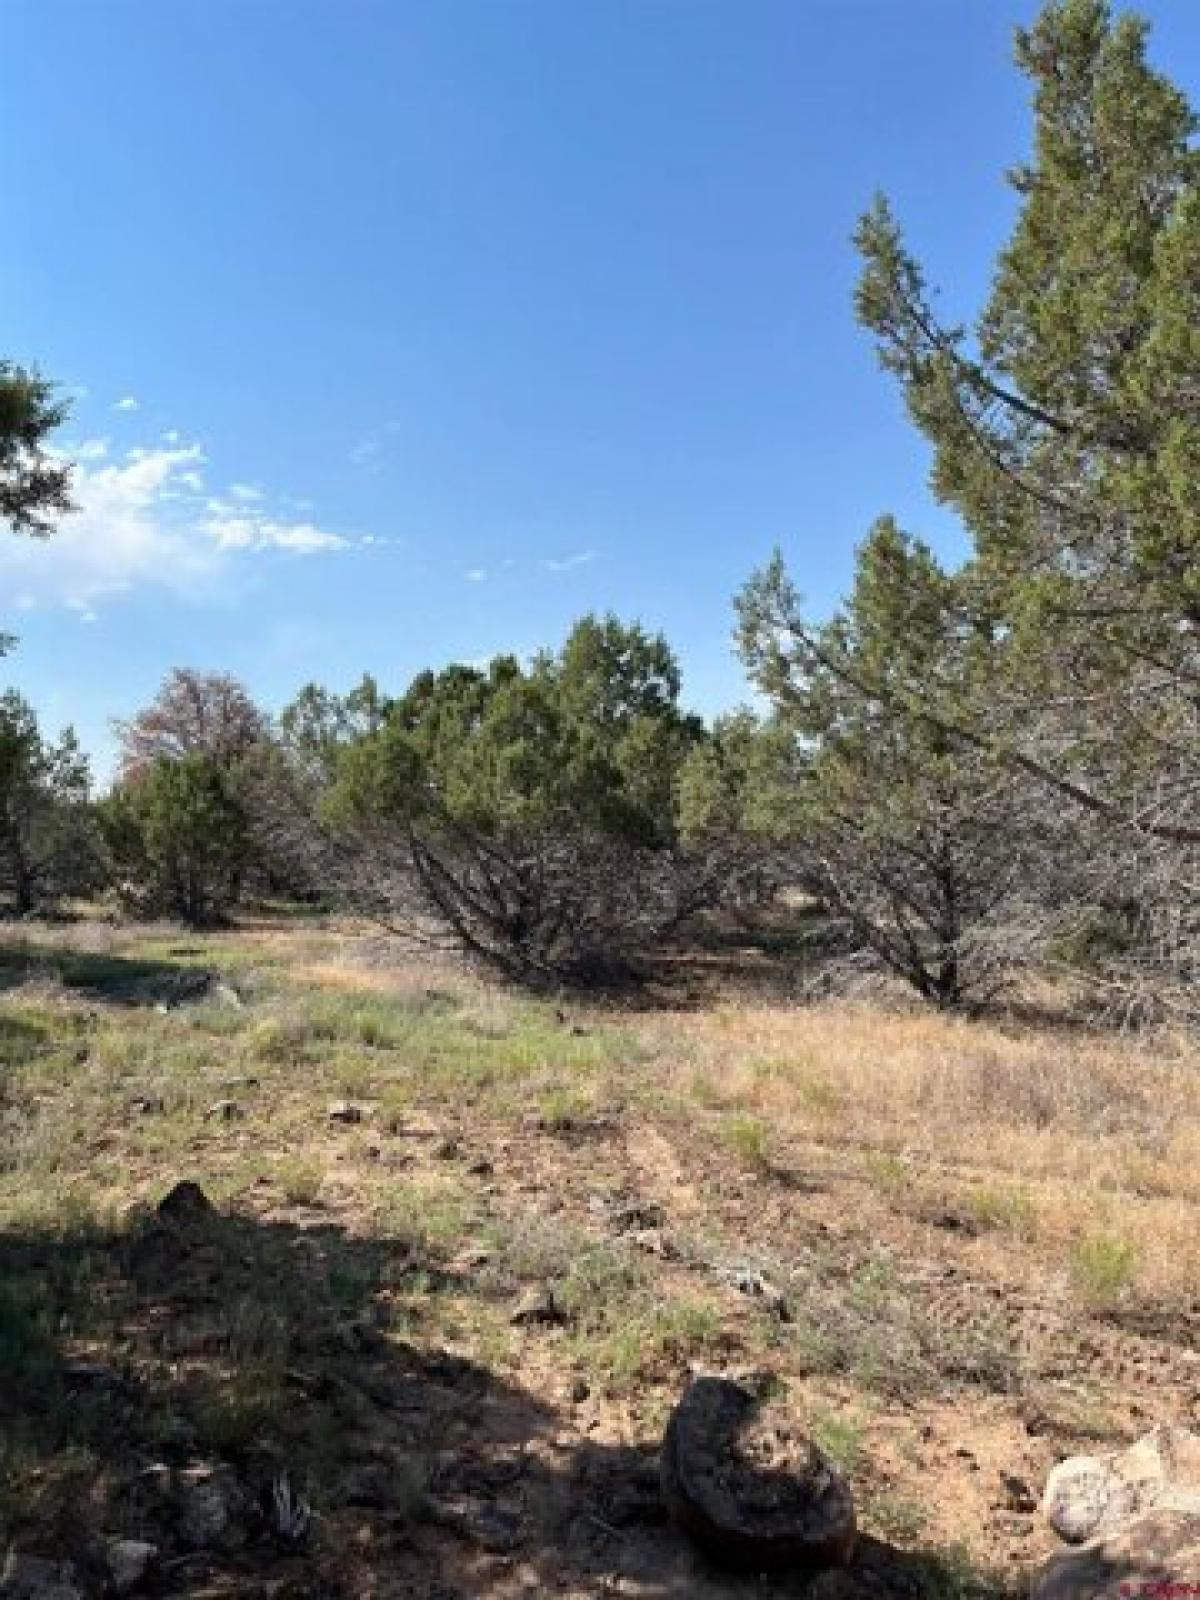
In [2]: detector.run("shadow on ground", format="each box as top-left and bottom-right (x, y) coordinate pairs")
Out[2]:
(0, 941), (216, 1007)
(0, 1193), (1016, 1599)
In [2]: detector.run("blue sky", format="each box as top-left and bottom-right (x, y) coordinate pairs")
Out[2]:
(3, 0), (1198, 779)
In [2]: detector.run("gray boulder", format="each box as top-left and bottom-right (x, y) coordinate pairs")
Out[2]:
(1043, 1425), (1200, 1545)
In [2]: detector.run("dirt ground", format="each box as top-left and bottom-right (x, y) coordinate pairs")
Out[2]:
(3, 911), (1198, 1596)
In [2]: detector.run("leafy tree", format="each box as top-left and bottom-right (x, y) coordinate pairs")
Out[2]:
(115, 669), (267, 783)
(108, 671), (268, 918)
(101, 754), (248, 926)
(0, 692), (100, 914)
(0, 363), (72, 538)
(278, 674), (390, 785)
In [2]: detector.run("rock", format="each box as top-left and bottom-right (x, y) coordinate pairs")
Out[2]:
(1043, 1425), (1200, 1545)
(1032, 1508), (1200, 1600)
(430, 1498), (525, 1554)
(722, 1266), (793, 1322)
(156, 1180), (213, 1224)
(510, 1285), (568, 1327)
(128, 1095), (165, 1116)
(0, 1554), (84, 1600)
(660, 1376), (856, 1573)
(211, 982), (243, 1009)
(105, 1538), (157, 1595)
(204, 1099), (244, 1122)
(630, 1228), (679, 1261)
(176, 1463), (256, 1551)
(327, 1100), (365, 1125)
(1001, 1473), (1038, 1514)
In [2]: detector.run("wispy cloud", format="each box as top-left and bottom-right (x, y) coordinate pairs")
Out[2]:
(465, 567), (487, 583)
(349, 420), (402, 470)
(204, 507), (347, 554)
(0, 429), (349, 616)
(542, 550), (596, 572)
(113, 394), (139, 412)
(228, 482), (265, 503)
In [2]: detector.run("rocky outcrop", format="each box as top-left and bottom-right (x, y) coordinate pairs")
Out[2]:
(1034, 1427), (1200, 1600)
(1043, 1425), (1200, 1544)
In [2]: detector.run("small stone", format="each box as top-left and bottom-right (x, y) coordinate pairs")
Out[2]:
(630, 1228), (678, 1260)
(431, 1498), (524, 1554)
(570, 1378), (591, 1404)
(466, 1156), (493, 1177)
(510, 1286), (568, 1327)
(105, 1538), (157, 1595)
(1001, 1473), (1037, 1514)
(157, 1181), (213, 1223)
(176, 1463), (255, 1552)
(327, 1100), (365, 1125)
(211, 982), (243, 1008)
(724, 1266), (792, 1322)
(129, 1094), (165, 1116)
(204, 1099), (244, 1122)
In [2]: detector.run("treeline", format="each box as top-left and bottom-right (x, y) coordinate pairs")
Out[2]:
(4, 0), (1200, 1021)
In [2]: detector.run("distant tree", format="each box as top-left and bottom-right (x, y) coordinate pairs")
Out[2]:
(0, 692), (101, 914)
(0, 363), (72, 538)
(114, 669), (267, 784)
(294, 616), (716, 982)
(278, 674), (390, 786)
(107, 671), (269, 919)
(101, 754), (248, 926)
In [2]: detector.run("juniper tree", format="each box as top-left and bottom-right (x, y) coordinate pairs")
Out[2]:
(0, 363), (72, 539)
(300, 617), (716, 982)
(744, 0), (1200, 1013)
(738, 522), (1053, 1005)
(0, 693), (100, 914)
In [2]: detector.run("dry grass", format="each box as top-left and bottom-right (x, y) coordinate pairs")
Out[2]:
(634, 997), (1200, 1304)
(2, 910), (1197, 1594)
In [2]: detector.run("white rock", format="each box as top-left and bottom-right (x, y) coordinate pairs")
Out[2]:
(1043, 1425), (1200, 1544)
(105, 1539), (157, 1595)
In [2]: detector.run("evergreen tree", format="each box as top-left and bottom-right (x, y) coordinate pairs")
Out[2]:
(101, 754), (248, 926)
(0, 693), (100, 913)
(738, 523), (1049, 1005)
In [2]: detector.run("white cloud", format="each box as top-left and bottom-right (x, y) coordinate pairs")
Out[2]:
(465, 567), (487, 583)
(0, 432), (348, 615)
(113, 395), (140, 412)
(229, 482), (265, 503)
(204, 510), (347, 554)
(542, 550), (596, 572)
